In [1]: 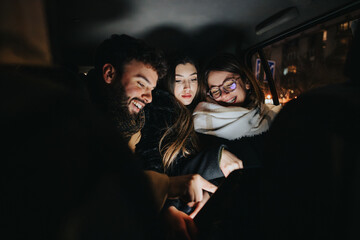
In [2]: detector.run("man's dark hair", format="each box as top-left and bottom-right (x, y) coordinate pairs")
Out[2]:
(94, 34), (167, 80)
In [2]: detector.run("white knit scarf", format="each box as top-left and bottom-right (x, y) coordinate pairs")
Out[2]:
(193, 102), (282, 140)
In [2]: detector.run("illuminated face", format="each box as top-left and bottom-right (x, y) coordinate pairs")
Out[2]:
(173, 63), (198, 106)
(121, 60), (158, 115)
(207, 71), (248, 106)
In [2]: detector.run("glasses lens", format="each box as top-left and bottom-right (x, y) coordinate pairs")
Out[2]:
(209, 87), (221, 99)
(223, 79), (237, 92)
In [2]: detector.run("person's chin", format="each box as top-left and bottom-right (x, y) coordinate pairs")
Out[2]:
(181, 98), (194, 106)
(218, 96), (239, 106)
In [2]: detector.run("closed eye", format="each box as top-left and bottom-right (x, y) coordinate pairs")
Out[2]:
(137, 81), (145, 88)
(211, 89), (221, 94)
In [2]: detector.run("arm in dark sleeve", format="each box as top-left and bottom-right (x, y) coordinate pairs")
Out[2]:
(174, 144), (226, 181)
(196, 132), (265, 169)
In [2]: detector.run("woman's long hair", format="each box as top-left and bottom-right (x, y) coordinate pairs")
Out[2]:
(203, 53), (264, 109)
(159, 55), (204, 171)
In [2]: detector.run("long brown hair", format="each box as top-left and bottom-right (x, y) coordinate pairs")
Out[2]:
(159, 55), (203, 171)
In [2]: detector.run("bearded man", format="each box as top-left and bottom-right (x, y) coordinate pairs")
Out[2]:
(86, 34), (160, 147)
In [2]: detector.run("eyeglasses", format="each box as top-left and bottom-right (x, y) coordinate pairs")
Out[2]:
(207, 77), (240, 99)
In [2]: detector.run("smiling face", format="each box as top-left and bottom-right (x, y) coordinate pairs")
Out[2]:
(173, 63), (198, 106)
(121, 60), (158, 115)
(207, 70), (249, 106)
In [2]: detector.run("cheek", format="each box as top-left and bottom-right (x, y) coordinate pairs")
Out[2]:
(192, 82), (198, 93)
(124, 85), (140, 99)
(234, 88), (247, 103)
(174, 85), (182, 97)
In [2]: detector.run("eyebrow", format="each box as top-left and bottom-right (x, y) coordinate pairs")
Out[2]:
(175, 72), (197, 77)
(209, 75), (237, 87)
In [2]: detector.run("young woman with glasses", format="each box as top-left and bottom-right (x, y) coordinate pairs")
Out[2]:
(193, 53), (282, 169)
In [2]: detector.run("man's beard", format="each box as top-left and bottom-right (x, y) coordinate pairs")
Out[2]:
(105, 80), (145, 142)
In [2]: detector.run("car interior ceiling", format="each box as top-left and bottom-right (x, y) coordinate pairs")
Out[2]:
(1, 1), (358, 66)
(1, 0), (359, 103)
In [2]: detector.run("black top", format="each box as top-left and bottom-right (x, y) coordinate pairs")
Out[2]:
(135, 88), (224, 180)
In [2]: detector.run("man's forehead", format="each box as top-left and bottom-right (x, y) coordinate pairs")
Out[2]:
(123, 60), (158, 85)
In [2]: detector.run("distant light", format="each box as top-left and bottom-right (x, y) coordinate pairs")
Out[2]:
(265, 98), (273, 104)
(340, 22), (349, 31)
(323, 30), (327, 41)
(265, 94), (273, 104)
(288, 65), (297, 74)
(283, 68), (288, 75)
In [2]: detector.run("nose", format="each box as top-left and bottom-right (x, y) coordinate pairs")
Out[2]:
(219, 88), (230, 101)
(142, 89), (152, 104)
(184, 80), (190, 90)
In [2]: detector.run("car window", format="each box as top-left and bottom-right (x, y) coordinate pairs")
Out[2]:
(251, 9), (360, 105)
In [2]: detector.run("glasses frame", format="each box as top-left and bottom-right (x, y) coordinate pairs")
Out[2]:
(207, 77), (241, 100)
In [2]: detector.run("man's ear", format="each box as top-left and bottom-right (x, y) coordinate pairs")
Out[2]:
(102, 63), (116, 84)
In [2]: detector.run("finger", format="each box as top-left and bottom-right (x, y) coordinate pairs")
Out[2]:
(222, 167), (230, 177)
(194, 180), (203, 202)
(186, 175), (203, 203)
(199, 177), (218, 193)
(238, 159), (244, 169)
(184, 183), (198, 203)
(190, 183), (198, 202)
(189, 192), (211, 219)
(189, 202), (201, 219)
